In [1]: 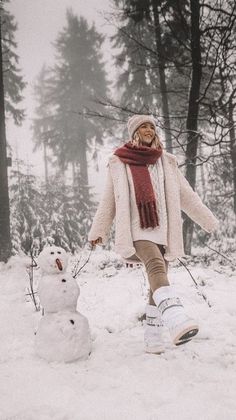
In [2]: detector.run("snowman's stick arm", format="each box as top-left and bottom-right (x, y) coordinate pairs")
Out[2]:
(73, 249), (93, 279)
(26, 251), (40, 311)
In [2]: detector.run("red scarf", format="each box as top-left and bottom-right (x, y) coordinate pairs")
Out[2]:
(114, 141), (163, 229)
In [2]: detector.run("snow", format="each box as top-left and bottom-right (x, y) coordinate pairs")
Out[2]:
(0, 249), (236, 420)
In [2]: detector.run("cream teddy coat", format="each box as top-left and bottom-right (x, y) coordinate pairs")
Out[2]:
(88, 151), (219, 262)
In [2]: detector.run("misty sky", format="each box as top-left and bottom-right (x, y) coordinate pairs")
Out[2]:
(6, 0), (114, 183)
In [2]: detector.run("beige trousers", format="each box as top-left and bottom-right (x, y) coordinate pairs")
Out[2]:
(133, 240), (169, 305)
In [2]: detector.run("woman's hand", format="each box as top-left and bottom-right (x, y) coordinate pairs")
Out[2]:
(89, 237), (103, 248)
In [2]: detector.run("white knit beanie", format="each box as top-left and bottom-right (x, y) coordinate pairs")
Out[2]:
(127, 114), (157, 139)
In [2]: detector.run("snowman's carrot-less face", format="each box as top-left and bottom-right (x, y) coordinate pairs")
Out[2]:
(38, 246), (69, 274)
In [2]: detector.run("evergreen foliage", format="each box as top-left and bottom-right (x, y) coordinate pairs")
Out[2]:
(10, 163), (96, 256)
(10, 166), (44, 254)
(1, 0), (26, 125)
(32, 65), (55, 153)
(32, 10), (108, 177)
(111, 0), (190, 131)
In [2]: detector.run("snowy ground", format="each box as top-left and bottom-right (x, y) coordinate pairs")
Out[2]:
(0, 248), (236, 420)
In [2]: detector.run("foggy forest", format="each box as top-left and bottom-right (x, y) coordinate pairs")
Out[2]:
(0, 0), (235, 262)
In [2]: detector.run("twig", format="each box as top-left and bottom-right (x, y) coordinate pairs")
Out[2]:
(71, 254), (83, 278)
(72, 248), (93, 279)
(204, 244), (234, 264)
(177, 258), (212, 308)
(139, 265), (148, 297)
(26, 252), (40, 312)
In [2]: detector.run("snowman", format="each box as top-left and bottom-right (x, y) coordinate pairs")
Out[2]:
(35, 246), (92, 362)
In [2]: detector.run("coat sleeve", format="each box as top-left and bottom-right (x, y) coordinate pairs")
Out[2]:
(177, 166), (219, 233)
(88, 165), (116, 245)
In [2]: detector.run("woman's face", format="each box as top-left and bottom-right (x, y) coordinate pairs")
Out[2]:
(137, 122), (156, 145)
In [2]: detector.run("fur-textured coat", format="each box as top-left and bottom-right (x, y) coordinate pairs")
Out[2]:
(88, 151), (219, 261)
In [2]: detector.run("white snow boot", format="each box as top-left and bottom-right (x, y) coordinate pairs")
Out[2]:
(153, 286), (199, 346)
(144, 304), (166, 354)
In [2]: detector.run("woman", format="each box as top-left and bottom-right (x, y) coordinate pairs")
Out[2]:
(88, 114), (219, 354)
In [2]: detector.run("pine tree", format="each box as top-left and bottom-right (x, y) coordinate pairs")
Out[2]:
(10, 164), (45, 255)
(0, 1), (26, 260)
(32, 65), (56, 185)
(45, 9), (108, 197)
(111, 7), (157, 113)
(0, 3), (11, 261)
(10, 164), (96, 255)
(1, 0), (25, 125)
(40, 174), (96, 253)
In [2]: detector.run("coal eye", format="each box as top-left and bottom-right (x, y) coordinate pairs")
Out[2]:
(57, 251), (61, 254)
(70, 319), (75, 325)
(50, 251), (54, 255)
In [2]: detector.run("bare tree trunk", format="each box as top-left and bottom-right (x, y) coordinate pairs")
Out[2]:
(79, 149), (88, 185)
(199, 141), (206, 201)
(0, 15), (11, 262)
(151, 0), (172, 153)
(228, 95), (236, 213)
(78, 138), (89, 202)
(72, 161), (76, 188)
(183, 0), (202, 255)
(43, 139), (49, 186)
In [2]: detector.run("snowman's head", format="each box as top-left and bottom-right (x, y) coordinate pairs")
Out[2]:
(38, 246), (69, 274)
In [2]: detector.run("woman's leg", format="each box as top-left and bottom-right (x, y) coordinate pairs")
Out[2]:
(134, 241), (169, 353)
(149, 245), (169, 305)
(133, 240), (169, 296)
(134, 241), (199, 347)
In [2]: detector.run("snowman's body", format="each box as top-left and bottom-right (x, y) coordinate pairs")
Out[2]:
(38, 273), (79, 313)
(35, 246), (91, 362)
(35, 311), (91, 362)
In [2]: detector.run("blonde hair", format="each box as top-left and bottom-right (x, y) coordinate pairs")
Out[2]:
(131, 130), (164, 149)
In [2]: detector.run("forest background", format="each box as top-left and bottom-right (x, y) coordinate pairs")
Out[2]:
(0, 0), (235, 263)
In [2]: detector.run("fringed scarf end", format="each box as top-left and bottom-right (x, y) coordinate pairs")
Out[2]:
(138, 201), (159, 229)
